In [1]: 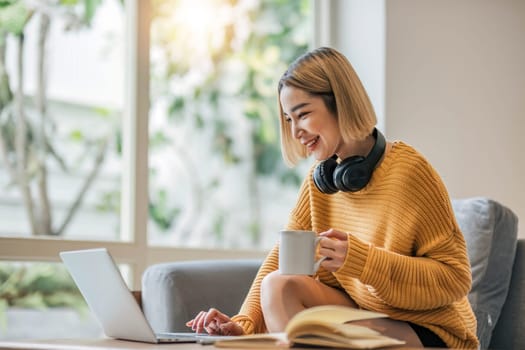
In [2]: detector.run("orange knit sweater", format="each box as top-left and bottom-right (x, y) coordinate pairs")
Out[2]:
(232, 141), (479, 349)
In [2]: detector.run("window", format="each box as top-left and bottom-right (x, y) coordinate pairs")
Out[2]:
(0, 0), (318, 340)
(0, 0), (124, 240)
(0, 0), (126, 339)
(148, 0), (312, 249)
(0, 260), (133, 339)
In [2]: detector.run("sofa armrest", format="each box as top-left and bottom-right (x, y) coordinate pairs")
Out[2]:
(141, 259), (261, 332)
(490, 238), (525, 350)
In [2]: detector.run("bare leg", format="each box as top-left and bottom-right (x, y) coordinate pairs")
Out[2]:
(259, 271), (423, 348)
(260, 271), (357, 331)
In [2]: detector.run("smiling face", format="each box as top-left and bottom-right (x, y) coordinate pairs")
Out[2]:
(277, 48), (377, 167)
(279, 85), (342, 161)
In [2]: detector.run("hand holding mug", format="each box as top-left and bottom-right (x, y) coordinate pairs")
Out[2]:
(318, 228), (349, 272)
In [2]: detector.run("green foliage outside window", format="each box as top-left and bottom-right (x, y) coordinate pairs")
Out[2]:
(0, 0), (117, 236)
(0, 0), (312, 244)
(148, 0), (311, 245)
(0, 263), (87, 330)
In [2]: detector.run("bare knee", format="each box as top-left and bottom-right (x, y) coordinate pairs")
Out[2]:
(260, 271), (306, 302)
(260, 271), (312, 332)
(261, 270), (290, 292)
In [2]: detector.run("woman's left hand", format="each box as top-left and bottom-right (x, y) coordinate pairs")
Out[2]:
(318, 229), (349, 272)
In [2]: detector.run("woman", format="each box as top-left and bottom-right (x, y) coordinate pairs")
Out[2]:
(187, 47), (479, 349)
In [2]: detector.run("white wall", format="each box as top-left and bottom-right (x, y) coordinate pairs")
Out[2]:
(331, 0), (386, 131)
(385, 0), (525, 237)
(332, 0), (525, 237)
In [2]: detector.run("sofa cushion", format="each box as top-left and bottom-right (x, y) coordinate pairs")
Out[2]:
(452, 197), (518, 349)
(141, 259), (261, 332)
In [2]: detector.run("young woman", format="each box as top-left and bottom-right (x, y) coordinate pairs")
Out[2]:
(187, 47), (479, 349)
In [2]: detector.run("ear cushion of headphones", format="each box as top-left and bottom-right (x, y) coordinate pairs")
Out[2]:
(312, 157), (339, 194)
(333, 155), (371, 192)
(312, 128), (386, 194)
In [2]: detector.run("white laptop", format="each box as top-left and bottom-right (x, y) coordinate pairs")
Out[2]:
(60, 248), (226, 344)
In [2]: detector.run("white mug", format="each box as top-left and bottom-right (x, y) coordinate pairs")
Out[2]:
(279, 230), (326, 275)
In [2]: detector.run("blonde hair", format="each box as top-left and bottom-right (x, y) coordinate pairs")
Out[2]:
(278, 47), (377, 167)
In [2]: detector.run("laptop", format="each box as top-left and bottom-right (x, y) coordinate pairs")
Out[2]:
(60, 248), (228, 344)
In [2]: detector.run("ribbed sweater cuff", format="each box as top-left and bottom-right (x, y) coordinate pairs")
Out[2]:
(231, 315), (255, 335)
(336, 234), (370, 278)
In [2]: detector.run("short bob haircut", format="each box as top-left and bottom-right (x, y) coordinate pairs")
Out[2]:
(278, 47), (377, 167)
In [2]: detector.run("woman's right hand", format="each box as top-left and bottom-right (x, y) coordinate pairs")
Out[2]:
(186, 308), (244, 336)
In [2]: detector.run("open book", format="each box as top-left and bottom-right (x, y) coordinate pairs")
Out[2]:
(214, 305), (405, 349)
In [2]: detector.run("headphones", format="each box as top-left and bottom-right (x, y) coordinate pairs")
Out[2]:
(312, 128), (386, 194)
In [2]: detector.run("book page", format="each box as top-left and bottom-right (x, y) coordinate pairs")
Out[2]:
(285, 305), (388, 334)
(214, 305), (405, 349)
(287, 323), (382, 340)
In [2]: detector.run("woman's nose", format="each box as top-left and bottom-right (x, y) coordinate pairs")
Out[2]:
(291, 121), (303, 139)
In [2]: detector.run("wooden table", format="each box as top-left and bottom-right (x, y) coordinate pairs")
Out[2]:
(0, 338), (425, 350)
(0, 338), (208, 350)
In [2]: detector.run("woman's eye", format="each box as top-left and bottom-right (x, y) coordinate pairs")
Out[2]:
(284, 117), (292, 123)
(298, 112), (309, 118)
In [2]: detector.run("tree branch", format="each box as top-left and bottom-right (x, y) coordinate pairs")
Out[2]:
(34, 12), (52, 235)
(0, 104), (17, 182)
(0, 31), (13, 108)
(0, 33), (16, 182)
(55, 134), (110, 235)
(13, 34), (37, 234)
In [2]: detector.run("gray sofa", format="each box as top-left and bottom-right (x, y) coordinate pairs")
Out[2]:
(142, 198), (521, 349)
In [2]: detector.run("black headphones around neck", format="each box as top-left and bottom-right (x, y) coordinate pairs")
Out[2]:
(312, 128), (386, 194)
